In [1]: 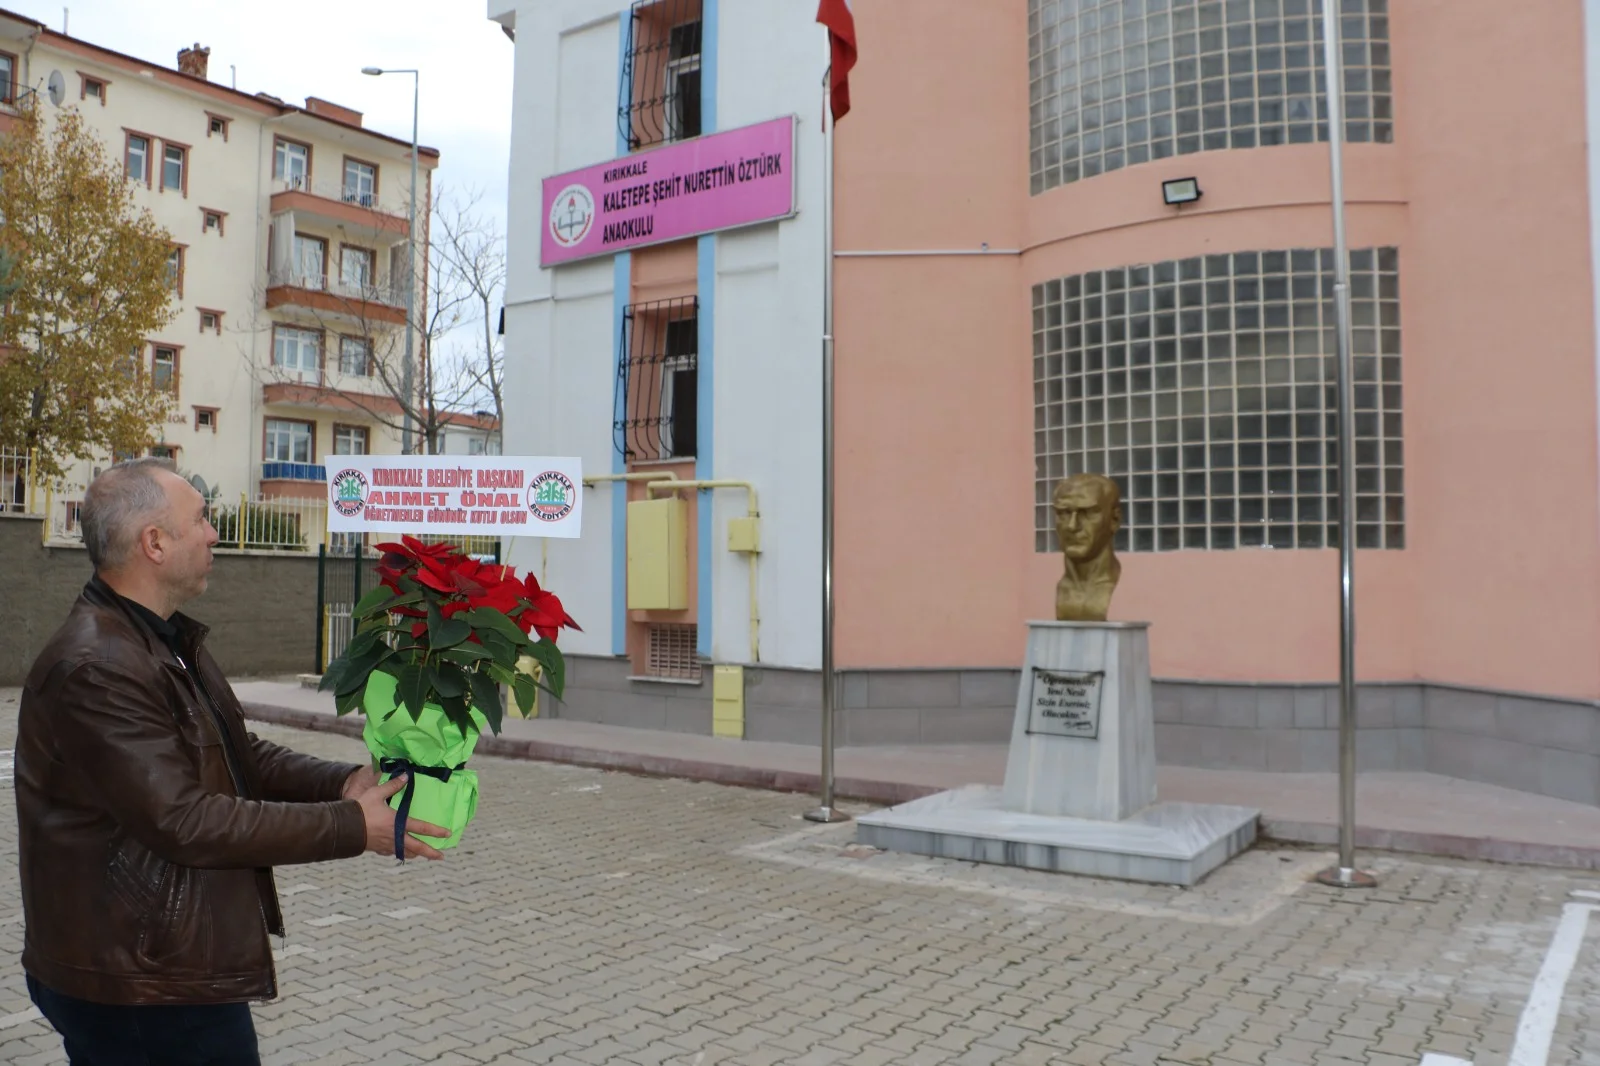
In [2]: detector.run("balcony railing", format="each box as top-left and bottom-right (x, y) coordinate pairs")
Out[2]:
(267, 270), (406, 309)
(261, 461), (326, 482)
(271, 176), (405, 217)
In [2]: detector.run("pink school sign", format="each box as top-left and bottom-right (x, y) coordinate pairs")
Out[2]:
(540, 116), (796, 266)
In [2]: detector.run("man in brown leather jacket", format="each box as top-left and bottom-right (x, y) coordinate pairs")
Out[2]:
(15, 459), (449, 1065)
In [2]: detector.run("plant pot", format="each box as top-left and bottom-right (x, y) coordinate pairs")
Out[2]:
(361, 670), (489, 853)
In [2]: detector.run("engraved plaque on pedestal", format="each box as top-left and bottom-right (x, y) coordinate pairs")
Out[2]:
(1026, 668), (1104, 740)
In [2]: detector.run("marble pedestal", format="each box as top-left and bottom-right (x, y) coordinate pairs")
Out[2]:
(856, 622), (1259, 887)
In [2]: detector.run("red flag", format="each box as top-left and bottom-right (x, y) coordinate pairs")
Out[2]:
(816, 0), (857, 123)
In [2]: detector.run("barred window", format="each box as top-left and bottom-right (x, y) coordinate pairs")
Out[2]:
(1028, 0), (1393, 194)
(619, 0), (703, 151)
(615, 296), (698, 462)
(1033, 247), (1403, 553)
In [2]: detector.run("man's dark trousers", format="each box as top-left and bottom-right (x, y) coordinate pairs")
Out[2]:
(27, 974), (260, 1065)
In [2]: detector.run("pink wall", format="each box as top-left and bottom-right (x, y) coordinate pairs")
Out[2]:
(834, 1), (1600, 700)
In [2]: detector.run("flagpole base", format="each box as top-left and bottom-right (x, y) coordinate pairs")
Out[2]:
(1314, 866), (1377, 889)
(804, 805), (851, 824)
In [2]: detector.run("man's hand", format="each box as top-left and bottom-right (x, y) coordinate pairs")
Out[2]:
(356, 775), (450, 861)
(341, 764), (380, 800)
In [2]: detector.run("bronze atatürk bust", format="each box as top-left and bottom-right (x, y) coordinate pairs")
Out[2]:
(1053, 473), (1122, 622)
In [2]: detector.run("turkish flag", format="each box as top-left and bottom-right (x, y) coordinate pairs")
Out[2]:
(816, 0), (857, 122)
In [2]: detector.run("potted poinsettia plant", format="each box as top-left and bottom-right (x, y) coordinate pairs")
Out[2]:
(319, 535), (580, 858)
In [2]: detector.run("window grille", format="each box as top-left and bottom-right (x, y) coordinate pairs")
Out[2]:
(615, 296), (698, 462)
(647, 624), (700, 680)
(1033, 247), (1403, 553)
(619, 0), (703, 151)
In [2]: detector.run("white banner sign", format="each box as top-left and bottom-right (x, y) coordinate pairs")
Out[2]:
(325, 455), (583, 539)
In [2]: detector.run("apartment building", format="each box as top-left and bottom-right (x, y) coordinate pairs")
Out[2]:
(0, 9), (439, 515)
(494, 0), (1600, 807)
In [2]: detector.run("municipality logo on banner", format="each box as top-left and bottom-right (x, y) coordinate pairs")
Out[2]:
(325, 456), (583, 539)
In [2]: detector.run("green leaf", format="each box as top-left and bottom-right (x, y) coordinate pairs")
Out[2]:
(394, 662), (427, 721)
(437, 643), (495, 667)
(345, 627), (382, 660)
(428, 663), (466, 699)
(512, 673), (538, 717)
(479, 694), (504, 735)
(522, 639), (567, 700)
(317, 657), (350, 693)
(461, 608), (531, 650)
(440, 692), (471, 733)
(352, 584), (398, 620)
(335, 646), (392, 697)
(467, 670), (502, 721)
(486, 663), (516, 688)
(427, 601), (472, 650)
(334, 685), (364, 716)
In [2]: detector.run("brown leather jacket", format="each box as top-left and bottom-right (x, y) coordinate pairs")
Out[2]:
(15, 580), (368, 1005)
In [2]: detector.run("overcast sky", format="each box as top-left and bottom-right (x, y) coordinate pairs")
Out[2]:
(16, 0), (516, 226)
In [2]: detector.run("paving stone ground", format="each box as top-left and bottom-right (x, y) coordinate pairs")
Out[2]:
(1, 687), (1598, 1066)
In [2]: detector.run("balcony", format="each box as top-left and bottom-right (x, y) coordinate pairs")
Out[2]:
(262, 461), (325, 482)
(263, 376), (404, 417)
(265, 269), (408, 328)
(259, 461), (326, 500)
(269, 177), (410, 243)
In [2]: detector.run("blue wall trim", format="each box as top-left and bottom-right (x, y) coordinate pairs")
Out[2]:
(610, 18), (633, 660)
(694, 0), (718, 661)
(611, 253), (631, 658)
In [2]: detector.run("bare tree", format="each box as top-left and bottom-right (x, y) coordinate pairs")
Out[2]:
(241, 185), (501, 455)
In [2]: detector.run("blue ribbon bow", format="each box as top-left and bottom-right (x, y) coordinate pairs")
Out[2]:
(377, 757), (464, 861)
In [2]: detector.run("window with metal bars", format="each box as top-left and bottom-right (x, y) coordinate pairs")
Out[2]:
(619, 0), (703, 151)
(615, 297), (699, 462)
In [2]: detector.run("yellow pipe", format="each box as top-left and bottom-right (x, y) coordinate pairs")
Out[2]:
(41, 483), (51, 545)
(238, 491), (247, 549)
(25, 447), (37, 514)
(581, 471), (681, 489)
(646, 479), (760, 665)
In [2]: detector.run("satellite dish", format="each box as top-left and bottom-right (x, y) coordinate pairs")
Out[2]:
(188, 474), (210, 497)
(46, 70), (65, 107)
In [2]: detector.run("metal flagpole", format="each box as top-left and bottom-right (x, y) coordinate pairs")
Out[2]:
(806, 68), (848, 824)
(1315, 0), (1375, 890)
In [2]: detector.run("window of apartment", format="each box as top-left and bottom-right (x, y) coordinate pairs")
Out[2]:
(150, 345), (179, 394)
(201, 208), (225, 235)
(165, 246), (185, 297)
(0, 52), (16, 104)
(80, 73), (107, 105)
(339, 245), (375, 293)
(273, 138), (310, 188)
(615, 296), (698, 461)
(119, 345), (142, 382)
(333, 424), (369, 455)
(194, 406), (218, 433)
(198, 308), (222, 334)
(265, 418), (313, 463)
(342, 158), (377, 207)
(272, 325), (322, 383)
(337, 335), (372, 376)
(125, 133), (151, 185)
(619, 0), (703, 150)
(292, 234), (327, 289)
(205, 113), (230, 141)
(149, 444), (178, 462)
(161, 142), (188, 196)
(1032, 247), (1404, 554)
(1026, 0), (1394, 194)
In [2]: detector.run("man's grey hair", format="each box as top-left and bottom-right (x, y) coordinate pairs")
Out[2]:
(80, 458), (177, 571)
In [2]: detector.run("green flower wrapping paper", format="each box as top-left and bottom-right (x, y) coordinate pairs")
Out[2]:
(362, 669), (489, 851)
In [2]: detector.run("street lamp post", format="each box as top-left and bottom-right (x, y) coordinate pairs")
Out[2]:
(361, 66), (420, 454)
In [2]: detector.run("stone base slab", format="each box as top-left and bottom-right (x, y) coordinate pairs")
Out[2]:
(855, 784), (1259, 887)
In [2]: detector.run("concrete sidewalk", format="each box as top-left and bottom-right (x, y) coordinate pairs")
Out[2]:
(233, 678), (1600, 871)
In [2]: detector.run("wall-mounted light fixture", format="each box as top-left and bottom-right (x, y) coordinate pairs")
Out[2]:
(1162, 177), (1202, 206)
